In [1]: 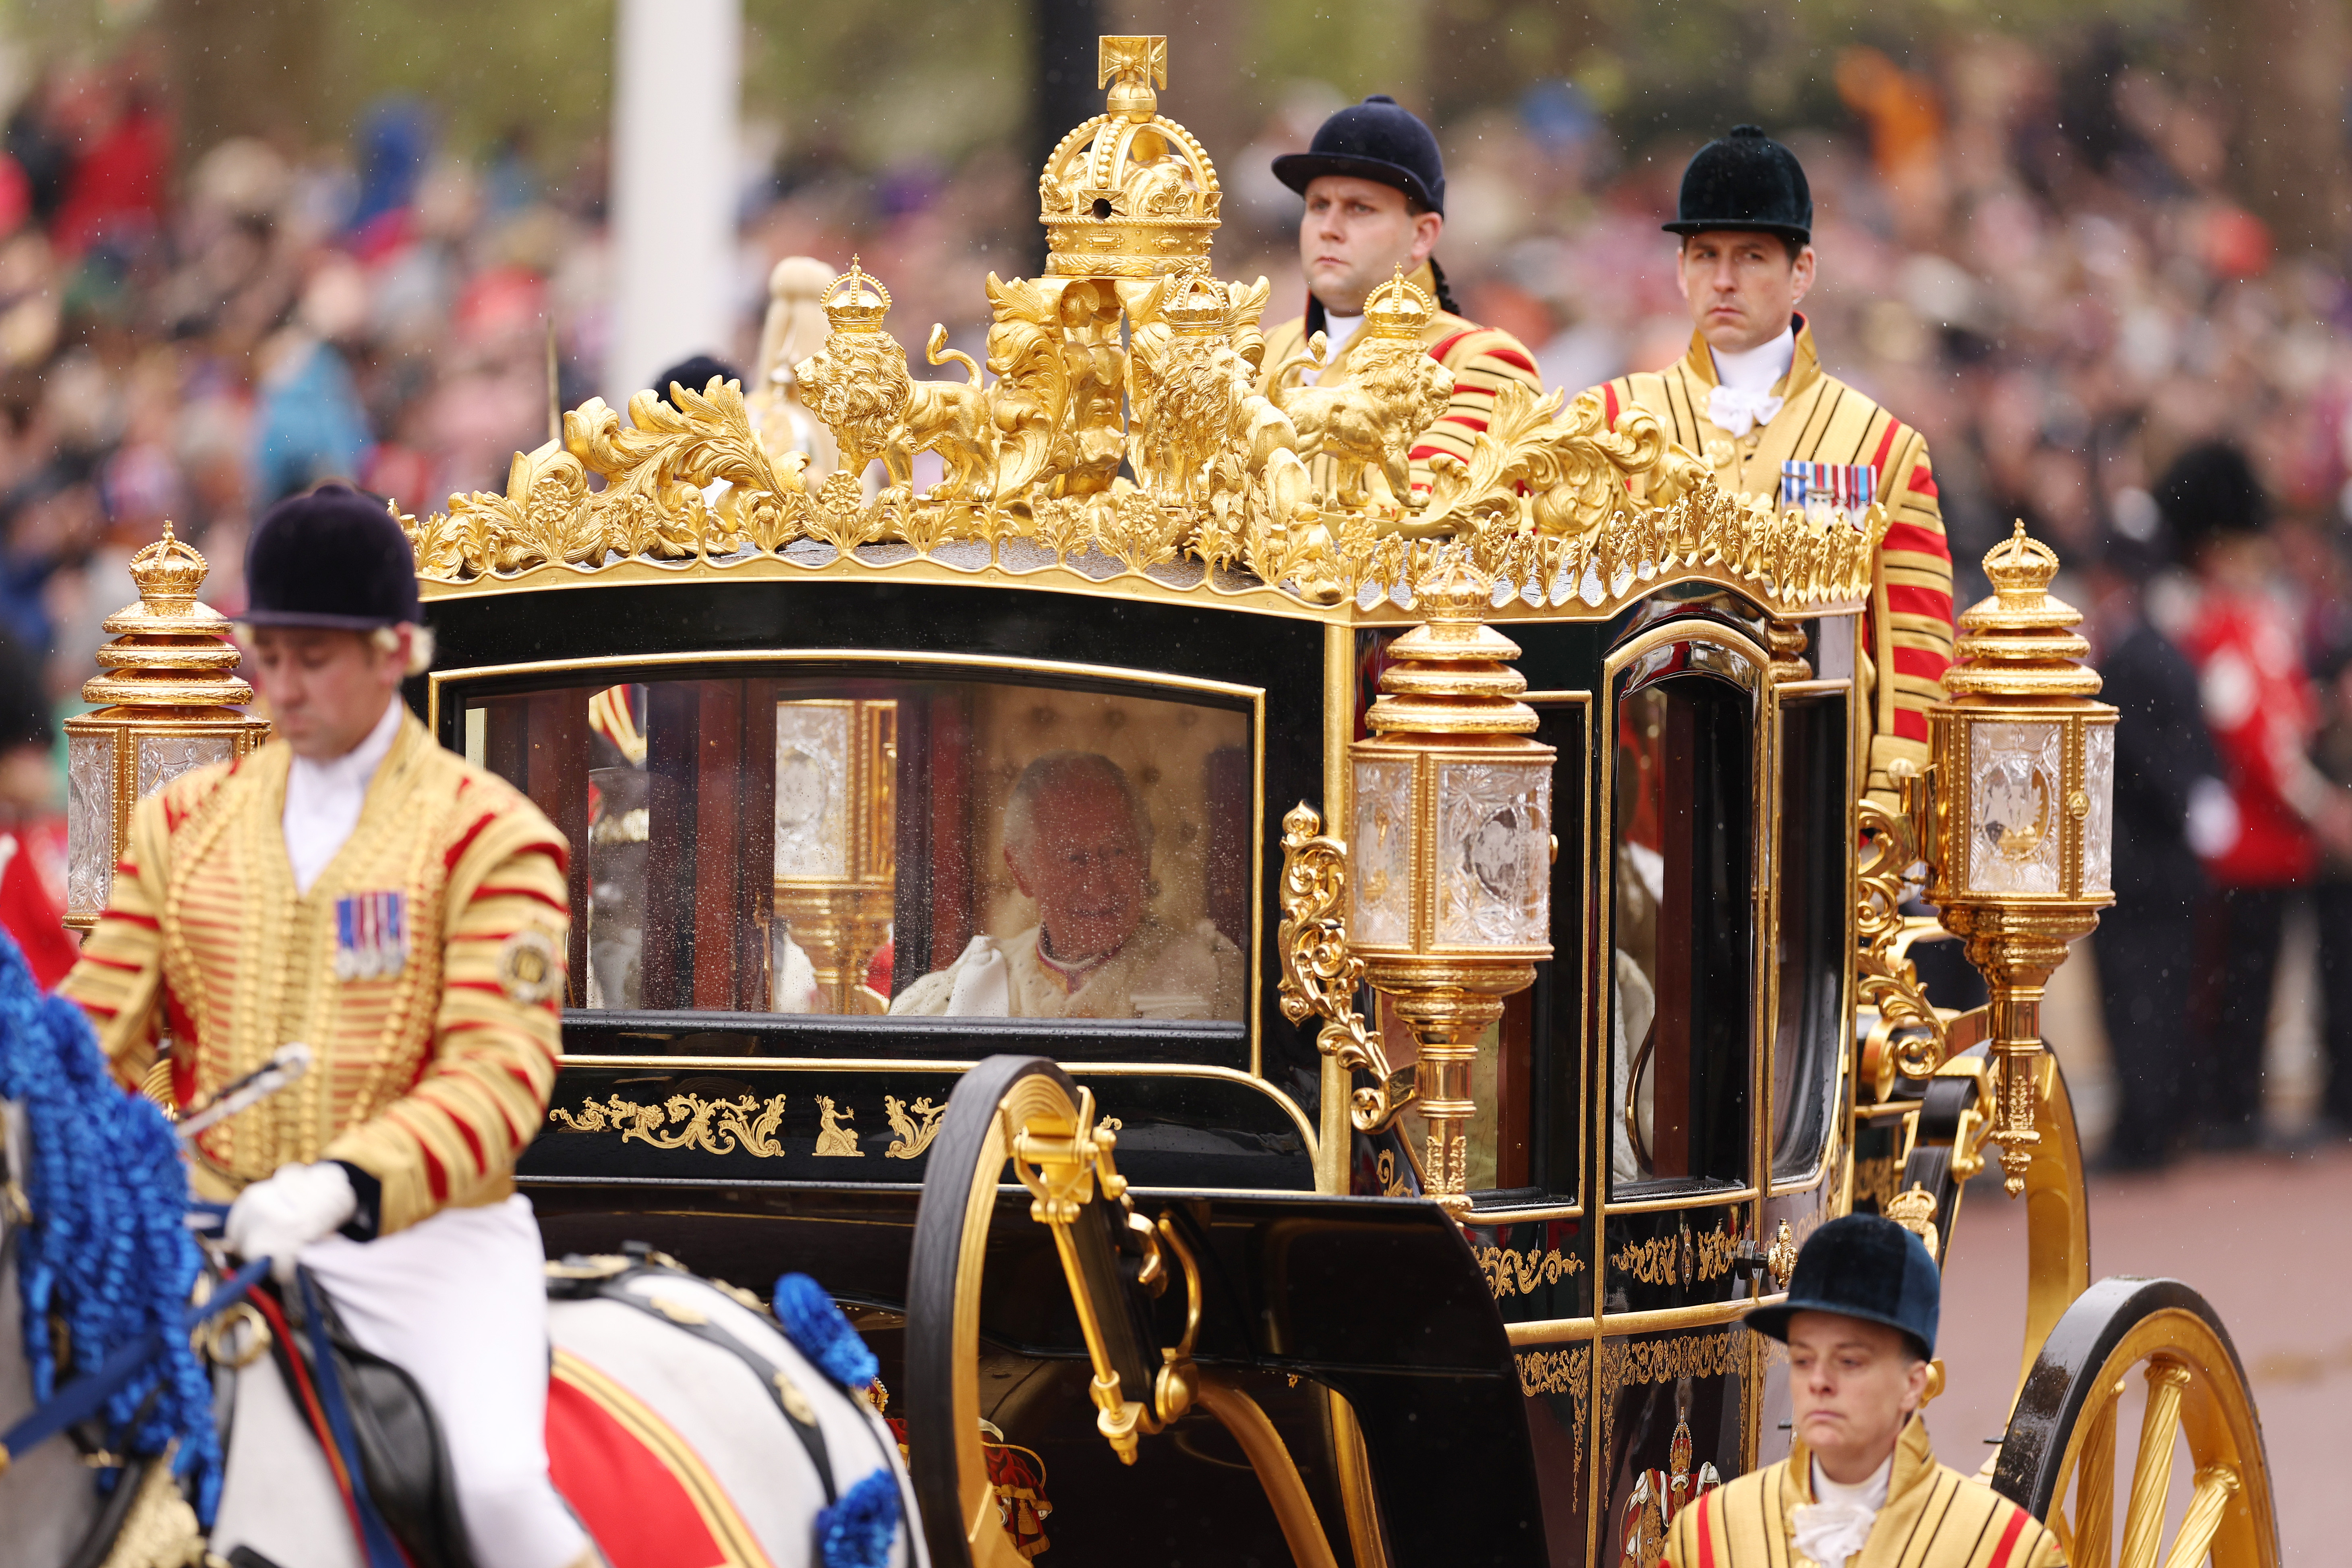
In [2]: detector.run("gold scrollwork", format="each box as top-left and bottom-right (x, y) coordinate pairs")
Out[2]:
(1515, 1345), (1593, 1474)
(1598, 1330), (1744, 1476)
(883, 1094), (947, 1160)
(549, 1092), (791, 1157)
(1852, 1153), (1904, 1215)
(1276, 802), (1415, 1133)
(1609, 1225), (1735, 1288)
(1855, 761), (1951, 1092)
(1476, 1246), (1586, 1300)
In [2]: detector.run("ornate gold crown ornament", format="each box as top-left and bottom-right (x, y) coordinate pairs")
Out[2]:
(62, 523), (271, 930)
(400, 33), (1890, 622)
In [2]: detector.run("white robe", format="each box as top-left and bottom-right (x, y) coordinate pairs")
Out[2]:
(889, 917), (1243, 1021)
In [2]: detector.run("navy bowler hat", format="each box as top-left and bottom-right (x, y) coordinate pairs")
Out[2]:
(1746, 1214), (1940, 1359)
(1666, 125), (1812, 244)
(1273, 95), (1446, 215)
(244, 484), (423, 630)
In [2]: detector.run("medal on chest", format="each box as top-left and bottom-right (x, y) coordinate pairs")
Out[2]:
(333, 890), (410, 981)
(1779, 460), (1876, 517)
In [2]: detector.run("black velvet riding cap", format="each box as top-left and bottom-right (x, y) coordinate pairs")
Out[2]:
(1273, 95), (1446, 215)
(1665, 124), (1812, 244)
(243, 483), (422, 630)
(1746, 1214), (1940, 1359)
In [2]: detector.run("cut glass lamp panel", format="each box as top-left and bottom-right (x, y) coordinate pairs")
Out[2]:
(1966, 719), (2063, 896)
(1434, 759), (1552, 946)
(2081, 722), (2114, 896)
(137, 733), (232, 797)
(66, 733), (115, 918)
(1351, 757), (1414, 945)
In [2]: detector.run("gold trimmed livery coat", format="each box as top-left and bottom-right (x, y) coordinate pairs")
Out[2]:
(61, 713), (569, 1236)
(1260, 261), (1544, 501)
(1665, 1418), (2064, 1568)
(1598, 320), (1955, 803)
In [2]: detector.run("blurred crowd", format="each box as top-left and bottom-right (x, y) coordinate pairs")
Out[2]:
(0, 32), (2346, 1158)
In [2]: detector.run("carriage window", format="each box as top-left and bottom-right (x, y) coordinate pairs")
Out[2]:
(1772, 693), (1848, 1179)
(462, 674), (1251, 1023)
(1608, 654), (1754, 1194)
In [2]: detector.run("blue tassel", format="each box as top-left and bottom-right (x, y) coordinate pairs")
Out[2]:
(0, 930), (222, 1520)
(818, 1468), (901, 1568)
(772, 1272), (880, 1390)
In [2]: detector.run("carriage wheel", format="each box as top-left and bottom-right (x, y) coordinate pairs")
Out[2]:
(905, 1054), (1082, 1568)
(1993, 1276), (2279, 1568)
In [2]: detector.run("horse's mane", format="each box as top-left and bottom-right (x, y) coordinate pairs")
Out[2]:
(0, 934), (221, 1518)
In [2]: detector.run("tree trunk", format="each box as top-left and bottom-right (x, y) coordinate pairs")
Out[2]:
(154, 0), (334, 151)
(2194, 0), (2349, 255)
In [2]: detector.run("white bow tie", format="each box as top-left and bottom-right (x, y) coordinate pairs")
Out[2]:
(1790, 1500), (1877, 1568)
(1708, 382), (1784, 437)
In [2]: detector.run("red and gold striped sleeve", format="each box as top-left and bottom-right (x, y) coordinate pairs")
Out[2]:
(323, 789), (569, 1235)
(59, 775), (204, 1087)
(1409, 325), (1544, 496)
(1867, 424), (1955, 804)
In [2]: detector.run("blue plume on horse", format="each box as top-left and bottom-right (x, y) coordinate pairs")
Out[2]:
(772, 1271), (879, 1389)
(817, 1467), (902, 1568)
(0, 928), (223, 1520)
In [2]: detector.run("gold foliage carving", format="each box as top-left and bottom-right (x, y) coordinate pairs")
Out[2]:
(1598, 1330), (1747, 1475)
(884, 1095), (947, 1160)
(1515, 1345), (1593, 1473)
(406, 249), (1888, 628)
(1609, 1225), (1735, 1287)
(1476, 1245), (1586, 1300)
(548, 1091), (790, 1157)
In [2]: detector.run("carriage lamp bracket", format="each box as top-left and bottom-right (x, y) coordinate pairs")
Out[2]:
(1009, 1095), (1203, 1463)
(1855, 764), (1954, 1100)
(1276, 804), (1416, 1135)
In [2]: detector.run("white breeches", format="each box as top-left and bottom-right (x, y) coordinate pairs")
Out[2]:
(300, 1195), (587, 1568)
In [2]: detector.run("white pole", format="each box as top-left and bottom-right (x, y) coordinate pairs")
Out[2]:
(608, 0), (742, 402)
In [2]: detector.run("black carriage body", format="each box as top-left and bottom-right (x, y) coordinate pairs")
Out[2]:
(420, 563), (1879, 1568)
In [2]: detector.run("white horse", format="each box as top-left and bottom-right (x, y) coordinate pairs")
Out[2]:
(0, 953), (924, 1568)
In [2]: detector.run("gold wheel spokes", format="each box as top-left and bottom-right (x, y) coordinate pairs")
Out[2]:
(2010, 1288), (2278, 1568)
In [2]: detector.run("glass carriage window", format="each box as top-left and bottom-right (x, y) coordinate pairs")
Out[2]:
(1608, 656), (1754, 1194)
(462, 674), (1251, 1023)
(1771, 692), (1848, 1181)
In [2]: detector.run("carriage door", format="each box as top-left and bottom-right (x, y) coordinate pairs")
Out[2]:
(1598, 625), (1764, 1564)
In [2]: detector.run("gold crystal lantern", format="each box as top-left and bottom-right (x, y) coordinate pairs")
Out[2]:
(62, 523), (270, 930)
(1292, 555), (1556, 1213)
(1922, 522), (2116, 1193)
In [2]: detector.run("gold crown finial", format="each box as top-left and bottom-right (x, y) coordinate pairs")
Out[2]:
(1364, 270), (1436, 340)
(1984, 518), (2061, 603)
(81, 520), (251, 710)
(126, 519), (210, 610)
(1099, 35), (1167, 122)
(1039, 36), (1219, 279)
(1946, 521), (2099, 699)
(1163, 277), (1227, 333)
(821, 256), (893, 329)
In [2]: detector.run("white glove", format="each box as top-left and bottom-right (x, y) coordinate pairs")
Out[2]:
(225, 1161), (358, 1283)
(943, 934), (1009, 1017)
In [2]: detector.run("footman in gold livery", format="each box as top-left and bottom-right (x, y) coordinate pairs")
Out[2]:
(1664, 1215), (2063, 1568)
(67, 31), (2278, 1568)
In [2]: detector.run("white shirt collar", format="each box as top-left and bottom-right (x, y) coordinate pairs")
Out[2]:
(1710, 324), (1796, 394)
(283, 697), (405, 895)
(1319, 310), (1364, 359)
(1810, 1453), (1893, 1512)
